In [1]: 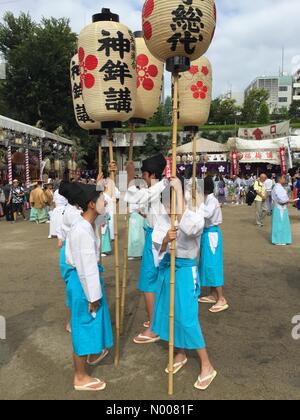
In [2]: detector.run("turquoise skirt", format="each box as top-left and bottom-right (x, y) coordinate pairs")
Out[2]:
(271, 206), (292, 245)
(199, 226), (224, 288)
(66, 265), (113, 357)
(152, 254), (205, 350)
(101, 227), (112, 254)
(128, 213), (146, 258)
(138, 226), (159, 293)
(29, 207), (37, 222)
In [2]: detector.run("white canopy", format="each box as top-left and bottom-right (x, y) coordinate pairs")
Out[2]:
(228, 136), (300, 152)
(0, 115), (73, 145)
(175, 137), (229, 154)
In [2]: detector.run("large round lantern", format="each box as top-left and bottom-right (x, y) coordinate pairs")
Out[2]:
(78, 8), (137, 126)
(132, 31), (164, 124)
(70, 54), (101, 131)
(143, 0), (216, 71)
(54, 160), (62, 172)
(178, 56), (212, 128)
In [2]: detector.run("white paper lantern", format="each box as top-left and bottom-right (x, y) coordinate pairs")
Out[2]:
(78, 9), (137, 124)
(178, 56), (212, 127)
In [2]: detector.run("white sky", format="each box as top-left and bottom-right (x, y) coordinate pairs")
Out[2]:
(1, 0), (300, 98)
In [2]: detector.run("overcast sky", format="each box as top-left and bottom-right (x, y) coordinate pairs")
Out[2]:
(1, 0), (300, 98)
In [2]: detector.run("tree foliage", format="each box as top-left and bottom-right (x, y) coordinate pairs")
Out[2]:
(258, 101), (270, 124)
(242, 88), (269, 123)
(0, 12), (77, 133)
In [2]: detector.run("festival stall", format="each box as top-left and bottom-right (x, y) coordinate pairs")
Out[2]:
(0, 115), (73, 185)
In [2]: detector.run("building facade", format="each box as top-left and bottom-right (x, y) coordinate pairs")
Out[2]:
(293, 69), (300, 102)
(245, 74), (293, 112)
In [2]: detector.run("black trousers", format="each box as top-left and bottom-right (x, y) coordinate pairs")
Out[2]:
(3, 202), (13, 221)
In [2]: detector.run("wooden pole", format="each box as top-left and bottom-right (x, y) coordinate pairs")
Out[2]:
(192, 131), (197, 209)
(120, 123), (134, 335)
(98, 138), (103, 266)
(108, 129), (120, 367)
(168, 74), (179, 396)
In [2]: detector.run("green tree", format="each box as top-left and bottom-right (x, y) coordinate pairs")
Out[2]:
(0, 12), (77, 133)
(147, 104), (164, 126)
(258, 101), (270, 124)
(163, 96), (172, 126)
(289, 101), (300, 122)
(209, 98), (240, 124)
(242, 88), (269, 123)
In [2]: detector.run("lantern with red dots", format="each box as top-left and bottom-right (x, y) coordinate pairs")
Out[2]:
(131, 31), (164, 124)
(142, 0), (216, 72)
(70, 53), (102, 131)
(78, 8), (137, 127)
(178, 56), (212, 128)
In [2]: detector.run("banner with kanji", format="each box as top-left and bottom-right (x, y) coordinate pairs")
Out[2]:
(238, 121), (290, 140)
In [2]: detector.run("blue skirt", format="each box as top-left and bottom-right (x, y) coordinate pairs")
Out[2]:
(29, 207), (37, 222)
(128, 213), (146, 258)
(66, 265), (113, 357)
(138, 226), (159, 293)
(101, 227), (112, 254)
(152, 254), (206, 350)
(271, 206), (292, 245)
(199, 226), (224, 288)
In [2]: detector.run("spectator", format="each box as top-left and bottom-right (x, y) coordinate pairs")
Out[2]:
(254, 173), (268, 227)
(8, 179), (26, 223)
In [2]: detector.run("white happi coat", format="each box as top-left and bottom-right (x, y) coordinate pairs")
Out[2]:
(49, 190), (68, 237)
(125, 179), (169, 229)
(152, 208), (205, 267)
(66, 217), (102, 303)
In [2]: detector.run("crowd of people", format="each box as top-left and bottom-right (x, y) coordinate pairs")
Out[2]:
(1, 160), (299, 394)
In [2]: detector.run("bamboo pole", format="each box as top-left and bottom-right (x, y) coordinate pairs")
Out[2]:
(120, 123), (135, 335)
(98, 139), (103, 266)
(168, 74), (179, 396)
(108, 129), (120, 367)
(192, 131), (197, 210)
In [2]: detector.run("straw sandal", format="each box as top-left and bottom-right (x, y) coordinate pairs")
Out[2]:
(165, 358), (188, 375)
(209, 303), (229, 313)
(74, 378), (106, 392)
(143, 321), (150, 328)
(133, 334), (160, 344)
(199, 296), (217, 304)
(194, 370), (217, 391)
(87, 349), (109, 366)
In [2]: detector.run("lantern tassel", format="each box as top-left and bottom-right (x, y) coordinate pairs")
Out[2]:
(108, 129), (121, 368)
(169, 74), (179, 396)
(120, 124), (134, 335)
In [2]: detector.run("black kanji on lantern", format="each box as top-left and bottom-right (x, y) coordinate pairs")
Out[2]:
(104, 87), (132, 113)
(75, 104), (95, 123)
(171, 5), (204, 34)
(71, 62), (80, 81)
(167, 1), (204, 55)
(73, 82), (83, 99)
(98, 30), (131, 59)
(100, 60), (133, 85)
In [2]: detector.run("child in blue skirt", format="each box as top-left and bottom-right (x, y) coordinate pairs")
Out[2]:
(199, 176), (229, 313)
(65, 183), (113, 392)
(151, 177), (217, 391)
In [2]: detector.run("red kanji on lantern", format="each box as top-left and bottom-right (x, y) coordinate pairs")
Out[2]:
(191, 81), (208, 100)
(142, 0), (154, 40)
(136, 54), (158, 91)
(78, 47), (98, 89)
